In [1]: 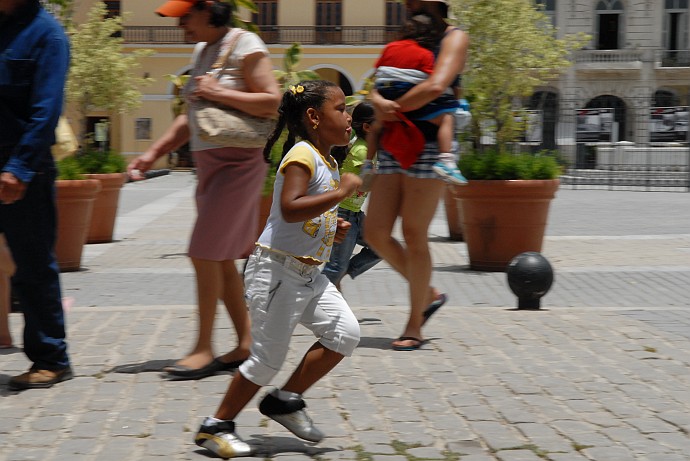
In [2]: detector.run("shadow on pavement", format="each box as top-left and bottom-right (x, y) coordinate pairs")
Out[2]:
(109, 359), (176, 374)
(192, 434), (340, 459)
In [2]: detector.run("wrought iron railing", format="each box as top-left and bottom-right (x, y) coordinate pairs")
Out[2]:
(657, 50), (690, 67)
(123, 25), (400, 45)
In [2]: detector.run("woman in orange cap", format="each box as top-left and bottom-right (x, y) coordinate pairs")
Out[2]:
(128, 0), (281, 380)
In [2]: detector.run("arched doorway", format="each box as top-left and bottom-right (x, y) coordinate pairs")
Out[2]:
(585, 94), (627, 141)
(313, 68), (354, 97)
(653, 89), (680, 107)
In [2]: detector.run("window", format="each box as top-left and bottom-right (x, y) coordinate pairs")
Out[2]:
(385, 0), (405, 41)
(596, 0), (624, 50)
(103, 0), (121, 37)
(664, 0), (688, 54)
(535, 0), (556, 27)
(103, 1), (120, 18)
(135, 118), (152, 141)
(316, 1), (343, 44)
(386, 1), (405, 27)
(252, 1), (279, 43)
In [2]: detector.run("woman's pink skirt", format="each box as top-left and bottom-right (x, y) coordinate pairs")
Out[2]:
(189, 146), (268, 261)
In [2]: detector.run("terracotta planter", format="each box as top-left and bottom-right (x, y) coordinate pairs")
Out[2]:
(455, 179), (559, 272)
(444, 184), (464, 241)
(55, 179), (101, 272)
(84, 173), (126, 243)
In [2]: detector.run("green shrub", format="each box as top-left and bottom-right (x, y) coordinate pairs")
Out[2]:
(76, 148), (127, 174)
(56, 156), (85, 180)
(458, 149), (562, 180)
(56, 149), (126, 180)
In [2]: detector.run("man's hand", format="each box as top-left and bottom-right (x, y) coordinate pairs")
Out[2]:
(334, 217), (352, 244)
(0, 172), (27, 205)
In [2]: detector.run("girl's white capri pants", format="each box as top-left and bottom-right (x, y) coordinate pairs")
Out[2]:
(239, 247), (361, 386)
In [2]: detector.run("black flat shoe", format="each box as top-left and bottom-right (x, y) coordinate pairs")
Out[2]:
(217, 358), (245, 371)
(165, 358), (245, 381)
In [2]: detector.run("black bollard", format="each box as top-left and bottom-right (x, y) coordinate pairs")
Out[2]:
(506, 252), (554, 310)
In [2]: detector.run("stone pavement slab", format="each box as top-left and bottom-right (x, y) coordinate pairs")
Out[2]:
(1, 172), (690, 460)
(3, 305), (690, 460)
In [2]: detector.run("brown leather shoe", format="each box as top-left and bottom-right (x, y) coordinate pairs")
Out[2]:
(8, 367), (73, 390)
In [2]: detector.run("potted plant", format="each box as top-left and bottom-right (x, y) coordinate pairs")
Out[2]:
(444, 0), (587, 270)
(76, 147), (128, 243)
(59, 2), (153, 243)
(54, 157), (101, 272)
(452, 150), (561, 271)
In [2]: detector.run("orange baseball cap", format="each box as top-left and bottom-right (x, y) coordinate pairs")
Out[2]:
(156, 0), (199, 17)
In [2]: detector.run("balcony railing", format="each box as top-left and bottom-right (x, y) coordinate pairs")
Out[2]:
(123, 25), (401, 45)
(572, 49), (647, 63)
(657, 50), (690, 67)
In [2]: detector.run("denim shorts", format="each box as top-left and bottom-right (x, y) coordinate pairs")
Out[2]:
(377, 141), (443, 178)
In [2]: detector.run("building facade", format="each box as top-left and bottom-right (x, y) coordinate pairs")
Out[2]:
(62, 1), (690, 167)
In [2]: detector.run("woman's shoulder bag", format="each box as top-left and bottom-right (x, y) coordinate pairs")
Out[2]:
(195, 29), (276, 148)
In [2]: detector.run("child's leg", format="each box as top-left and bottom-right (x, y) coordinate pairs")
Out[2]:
(258, 278), (359, 442)
(196, 252), (309, 457)
(347, 211), (382, 279)
(282, 279), (359, 394)
(437, 113), (454, 155)
(430, 115), (468, 185)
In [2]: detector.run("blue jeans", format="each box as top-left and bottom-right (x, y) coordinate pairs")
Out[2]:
(322, 208), (381, 286)
(0, 168), (69, 370)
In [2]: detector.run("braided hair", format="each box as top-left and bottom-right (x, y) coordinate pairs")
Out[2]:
(263, 80), (339, 163)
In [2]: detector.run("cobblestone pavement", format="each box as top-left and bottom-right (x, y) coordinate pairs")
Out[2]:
(1, 172), (689, 461)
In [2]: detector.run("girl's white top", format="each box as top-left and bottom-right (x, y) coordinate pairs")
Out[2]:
(257, 141), (341, 263)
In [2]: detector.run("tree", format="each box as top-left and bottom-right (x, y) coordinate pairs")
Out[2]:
(273, 43), (320, 90)
(223, 0), (260, 32)
(450, 0), (588, 151)
(42, 0), (74, 26)
(65, 2), (154, 146)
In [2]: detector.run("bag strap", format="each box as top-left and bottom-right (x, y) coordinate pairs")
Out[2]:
(210, 29), (246, 77)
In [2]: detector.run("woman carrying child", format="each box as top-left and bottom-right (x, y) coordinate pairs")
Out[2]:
(194, 80), (362, 458)
(364, 0), (469, 351)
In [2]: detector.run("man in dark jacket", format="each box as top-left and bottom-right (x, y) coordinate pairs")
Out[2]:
(0, 0), (72, 389)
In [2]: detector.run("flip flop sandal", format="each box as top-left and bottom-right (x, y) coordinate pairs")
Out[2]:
(392, 336), (427, 351)
(422, 293), (447, 325)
